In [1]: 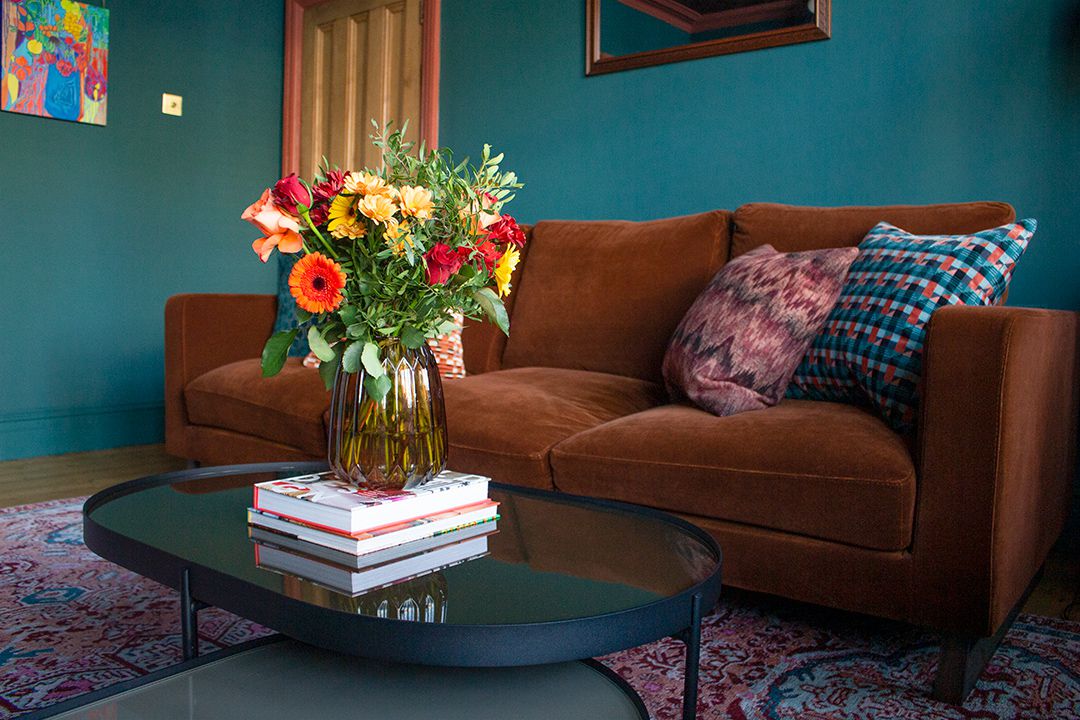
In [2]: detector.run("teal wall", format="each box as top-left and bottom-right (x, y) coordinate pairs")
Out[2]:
(0, 1), (282, 460)
(5, 0), (1079, 460)
(440, 0), (1080, 312)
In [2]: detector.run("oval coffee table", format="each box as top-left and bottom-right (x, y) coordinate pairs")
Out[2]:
(77, 462), (722, 719)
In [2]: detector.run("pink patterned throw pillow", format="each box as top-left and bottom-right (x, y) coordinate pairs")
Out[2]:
(663, 244), (858, 416)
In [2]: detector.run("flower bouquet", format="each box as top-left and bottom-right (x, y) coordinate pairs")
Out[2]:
(241, 124), (524, 488)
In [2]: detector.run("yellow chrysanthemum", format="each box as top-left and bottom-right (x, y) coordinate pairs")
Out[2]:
(384, 218), (408, 240)
(494, 245), (520, 298)
(383, 218), (414, 257)
(344, 171), (394, 198)
(359, 193), (398, 224)
(387, 236), (413, 257)
(327, 194), (358, 232)
(398, 185), (434, 220)
(331, 222), (367, 240)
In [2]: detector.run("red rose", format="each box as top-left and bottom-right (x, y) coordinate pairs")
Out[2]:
(425, 243), (466, 285)
(271, 173), (312, 216)
(485, 214), (526, 248)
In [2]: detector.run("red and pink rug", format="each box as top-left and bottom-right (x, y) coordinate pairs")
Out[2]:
(1, 497), (1078, 719)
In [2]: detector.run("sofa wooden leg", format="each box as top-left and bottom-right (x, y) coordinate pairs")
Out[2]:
(932, 633), (996, 704)
(932, 569), (1041, 704)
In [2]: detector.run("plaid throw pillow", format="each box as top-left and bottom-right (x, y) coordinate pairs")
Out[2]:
(787, 219), (1035, 432)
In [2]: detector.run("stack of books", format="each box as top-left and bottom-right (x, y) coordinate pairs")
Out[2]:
(248, 470), (498, 596)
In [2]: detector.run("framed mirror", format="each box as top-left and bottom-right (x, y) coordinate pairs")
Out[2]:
(586, 0), (831, 76)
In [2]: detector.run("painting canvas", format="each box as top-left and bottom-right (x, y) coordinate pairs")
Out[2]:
(1, 0), (108, 125)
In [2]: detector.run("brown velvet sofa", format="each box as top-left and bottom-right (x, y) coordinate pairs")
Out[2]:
(165, 202), (1079, 702)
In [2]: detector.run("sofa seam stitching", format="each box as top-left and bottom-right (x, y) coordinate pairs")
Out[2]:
(666, 509), (912, 553)
(986, 318), (1014, 630)
(451, 442), (548, 461)
(549, 466), (909, 550)
(549, 450), (914, 486)
(185, 389), (327, 427)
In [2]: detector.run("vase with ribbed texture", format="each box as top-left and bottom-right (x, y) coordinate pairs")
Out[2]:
(327, 340), (447, 490)
(282, 572), (448, 621)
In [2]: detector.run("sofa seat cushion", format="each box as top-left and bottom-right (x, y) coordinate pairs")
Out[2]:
(550, 400), (916, 551)
(444, 367), (667, 490)
(185, 358), (330, 456)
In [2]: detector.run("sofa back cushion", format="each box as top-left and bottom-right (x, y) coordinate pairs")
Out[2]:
(501, 211), (731, 382)
(731, 202), (1016, 257)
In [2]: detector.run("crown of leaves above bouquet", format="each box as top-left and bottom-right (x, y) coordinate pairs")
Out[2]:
(242, 122), (525, 399)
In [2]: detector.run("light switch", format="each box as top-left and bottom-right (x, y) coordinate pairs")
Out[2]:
(162, 93), (183, 116)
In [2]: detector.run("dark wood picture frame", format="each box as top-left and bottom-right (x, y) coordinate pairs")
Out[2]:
(586, 0), (831, 76)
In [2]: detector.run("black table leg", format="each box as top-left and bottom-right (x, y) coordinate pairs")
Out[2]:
(682, 592), (703, 720)
(181, 567), (199, 660)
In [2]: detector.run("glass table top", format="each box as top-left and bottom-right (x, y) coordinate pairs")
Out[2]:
(88, 466), (720, 626)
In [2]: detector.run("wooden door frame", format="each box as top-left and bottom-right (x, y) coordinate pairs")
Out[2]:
(282, 0), (440, 176)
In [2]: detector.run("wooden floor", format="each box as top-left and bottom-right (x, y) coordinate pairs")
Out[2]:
(0, 444), (1076, 622)
(0, 444), (186, 508)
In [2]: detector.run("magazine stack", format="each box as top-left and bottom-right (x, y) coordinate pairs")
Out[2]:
(248, 471), (497, 595)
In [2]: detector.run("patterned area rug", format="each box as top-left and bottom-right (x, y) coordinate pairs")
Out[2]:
(2, 497), (1078, 719)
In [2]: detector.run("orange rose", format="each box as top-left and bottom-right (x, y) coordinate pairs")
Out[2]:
(244, 188), (304, 261)
(243, 188), (301, 236)
(252, 232), (304, 262)
(464, 192), (499, 232)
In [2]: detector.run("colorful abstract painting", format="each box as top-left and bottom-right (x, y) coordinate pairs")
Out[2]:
(1, 0), (108, 125)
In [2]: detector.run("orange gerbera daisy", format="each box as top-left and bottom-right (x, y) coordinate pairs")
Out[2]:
(289, 252), (347, 314)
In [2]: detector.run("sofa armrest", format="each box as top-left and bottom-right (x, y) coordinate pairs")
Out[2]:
(164, 293), (277, 457)
(912, 305), (1079, 636)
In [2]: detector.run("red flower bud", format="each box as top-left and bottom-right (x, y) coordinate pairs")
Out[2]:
(271, 173), (312, 216)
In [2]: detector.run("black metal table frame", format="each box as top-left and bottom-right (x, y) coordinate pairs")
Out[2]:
(82, 462), (723, 720)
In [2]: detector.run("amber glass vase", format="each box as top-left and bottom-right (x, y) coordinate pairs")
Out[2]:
(281, 572), (448, 622)
(327, 340), (448, 490)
